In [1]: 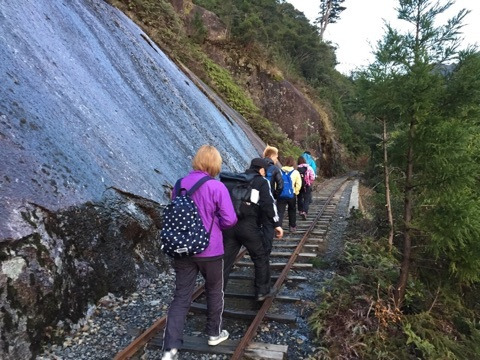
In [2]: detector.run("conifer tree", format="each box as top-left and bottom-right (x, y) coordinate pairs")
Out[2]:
(315, 0), (346, 40)
(360, 0), (479, 307)
(356, 66), (399, 250)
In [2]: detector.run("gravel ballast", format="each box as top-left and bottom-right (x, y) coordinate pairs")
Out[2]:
(37, 181), (355, 359)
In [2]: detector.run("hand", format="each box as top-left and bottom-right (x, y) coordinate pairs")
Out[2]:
(274, 226), (283, 239)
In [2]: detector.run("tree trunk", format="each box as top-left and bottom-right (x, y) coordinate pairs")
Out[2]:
(382, 118), (394, 251)
(319, 0), (333, 41)
(394, 119), (415, 308)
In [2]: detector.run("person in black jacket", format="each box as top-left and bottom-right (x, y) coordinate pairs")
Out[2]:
(223, 158), (284, 301)
(263, 145), (283, 199)
(262, 145), (283, 255)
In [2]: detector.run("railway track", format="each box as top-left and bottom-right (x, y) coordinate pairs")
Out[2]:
(115, 176), (352, 359)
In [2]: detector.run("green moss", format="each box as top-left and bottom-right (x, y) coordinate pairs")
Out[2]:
(20, 211), (37, 228)
(108, 0), (189, 57)
(6, 283), (24, 312)
(204, 58), (259, 116)
(309, 257), (330, 269)
(203, 58), (301, 156)
(2, 308), (14, 332)
(31, 233), (49, 267)
(0, 249), (8, 262)
(191, 11), (208, 44)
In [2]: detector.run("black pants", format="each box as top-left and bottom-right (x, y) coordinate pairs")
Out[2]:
(163, 257), (224, 350)
(261, 221), (274, 254)
(277, 196), (297, 228)
(297, 186), (312, 214)
(223, 219), (271, 296)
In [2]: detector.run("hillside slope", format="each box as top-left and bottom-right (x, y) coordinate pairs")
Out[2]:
(110, 0), (344, 175)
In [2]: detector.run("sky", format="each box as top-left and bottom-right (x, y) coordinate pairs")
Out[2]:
(286, 0), (480, 74)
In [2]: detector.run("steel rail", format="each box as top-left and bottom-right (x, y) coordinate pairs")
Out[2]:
(230, 178), (347, 360)
(114, 249), (248, 359)
(115, 177), (347, 359)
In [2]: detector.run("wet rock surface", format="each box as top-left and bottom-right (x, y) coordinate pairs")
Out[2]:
(36, 183), (354, 359)
(1, 0), (261, 358)
(0, 0), (259, 241)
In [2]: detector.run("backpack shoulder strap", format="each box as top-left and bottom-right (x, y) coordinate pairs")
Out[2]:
(173, 178), (183, 199)
(288, 169), (294, 176)
(191, 175), (215, 234)
(187, 175), (213, 196)
(246, 172), (258, 182)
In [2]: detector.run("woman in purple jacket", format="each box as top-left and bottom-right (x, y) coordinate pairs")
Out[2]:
(162, 145), (237, 360)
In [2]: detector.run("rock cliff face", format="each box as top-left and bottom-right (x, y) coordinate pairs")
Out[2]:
(252, 74), (342, 176)
(174, 0), (342, 175)
(0, 0), (261, 358)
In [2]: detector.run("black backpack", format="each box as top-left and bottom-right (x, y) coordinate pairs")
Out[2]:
(160, 176), (214, 258)
(219, 172), (258, 219)
(298, 166), (308, 193)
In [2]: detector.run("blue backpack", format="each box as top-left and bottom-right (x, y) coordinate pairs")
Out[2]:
(279, 169), (295, 199)
(160, 176), (213, 258)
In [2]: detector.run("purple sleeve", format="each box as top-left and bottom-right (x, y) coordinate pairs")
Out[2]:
(215, 182), (237, 229)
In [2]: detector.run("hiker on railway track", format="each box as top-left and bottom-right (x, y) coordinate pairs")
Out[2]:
(277, 156), (302, 233)
(263, 145), (284, 200)
(222, 157), (284, 302)
(302, 150), (317, 175)
(297, 155), (316, 220)
(161, 145), (237, 360)
(262, 145), (283, 255)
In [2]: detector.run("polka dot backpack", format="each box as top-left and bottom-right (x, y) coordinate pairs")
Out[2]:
(160, 176), (214, 258)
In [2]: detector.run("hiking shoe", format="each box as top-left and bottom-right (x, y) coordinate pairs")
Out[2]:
(289, 226), (297, 233)
(208, 329), (229, 346)
(161, 348), (178, 360)
(301, 212), (307, 220)
(256, 288), (277, 301)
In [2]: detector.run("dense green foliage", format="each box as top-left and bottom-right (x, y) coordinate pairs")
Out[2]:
(193, 0), (363, 156)
(194, 0), (334, 80)
(310, 0), (480, 357)
(310, 219), (480, 359)
(359, 0), (480, 286)
(203, 58), (300, 156)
